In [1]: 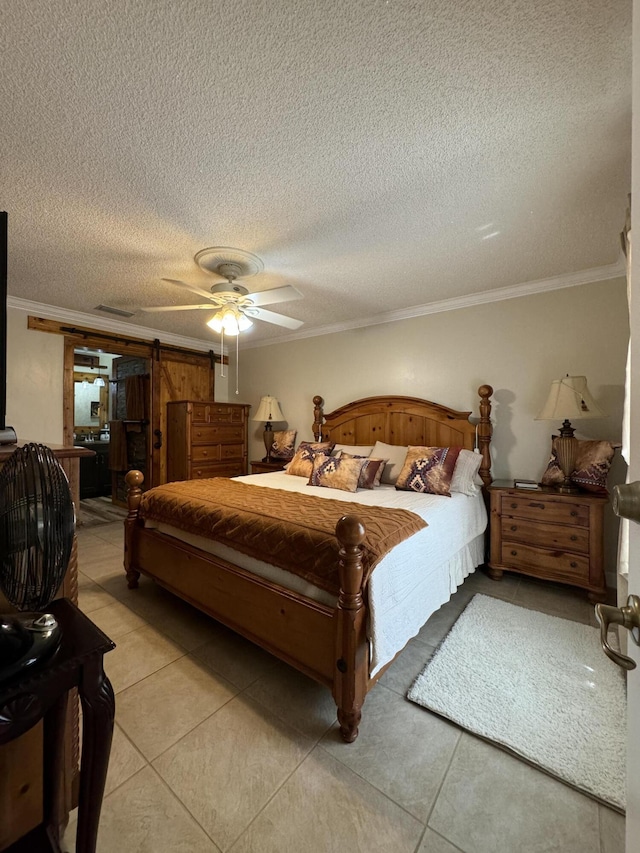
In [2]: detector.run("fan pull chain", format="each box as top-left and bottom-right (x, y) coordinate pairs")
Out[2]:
(220, 328), (225, 378)
(235, 334), (239, 395)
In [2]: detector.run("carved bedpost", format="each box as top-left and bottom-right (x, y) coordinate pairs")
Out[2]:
(333, 515), (368, 743)
(124, 470), (144, 589)
(477, 385), (493, 489)
(313, 395), (324, 441)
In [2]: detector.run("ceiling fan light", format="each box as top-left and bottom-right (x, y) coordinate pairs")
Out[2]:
(237, 313), (253, 332)
(207, 314), (224, 333)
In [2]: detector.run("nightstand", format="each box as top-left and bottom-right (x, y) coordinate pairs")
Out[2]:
(488, 481), (608, 602)
(250, 460), (287, 474)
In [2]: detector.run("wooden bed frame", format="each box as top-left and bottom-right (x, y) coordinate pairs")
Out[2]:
(124, 385), (493, 742)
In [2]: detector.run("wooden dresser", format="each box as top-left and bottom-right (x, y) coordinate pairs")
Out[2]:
(166, 401), (249, 482)
(488, 481), (608, 602)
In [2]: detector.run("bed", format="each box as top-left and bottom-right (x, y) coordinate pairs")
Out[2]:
(123, 386), (493, 742)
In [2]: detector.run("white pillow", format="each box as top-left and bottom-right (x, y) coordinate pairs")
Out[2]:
(331, 444), (374, 457)
(371, 441), (409, 485)
(450, 449), (483, 496)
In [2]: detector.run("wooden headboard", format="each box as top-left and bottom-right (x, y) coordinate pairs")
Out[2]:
(312, 385), (493, 487)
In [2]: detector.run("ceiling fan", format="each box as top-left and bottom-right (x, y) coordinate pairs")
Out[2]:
(140, 247), (304, 333)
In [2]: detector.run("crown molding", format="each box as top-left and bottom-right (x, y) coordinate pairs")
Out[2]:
(8, 296), (225, 355)
(241, 259), (627, 349)
(9, 257), (625, 355)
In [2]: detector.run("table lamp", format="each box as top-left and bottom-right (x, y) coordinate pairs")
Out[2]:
(253, 396), (284, 462)
(535, 375), (606, 493)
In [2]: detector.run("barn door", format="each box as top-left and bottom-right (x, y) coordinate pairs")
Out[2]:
(151, 348), (216, 485)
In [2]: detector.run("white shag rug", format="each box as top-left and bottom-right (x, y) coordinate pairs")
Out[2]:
(407, 594), (626, 811)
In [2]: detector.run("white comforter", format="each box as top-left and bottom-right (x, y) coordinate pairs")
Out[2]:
(147, 471), (487, 675)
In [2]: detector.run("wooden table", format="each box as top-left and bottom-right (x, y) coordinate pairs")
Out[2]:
(0, 599), (115, 853)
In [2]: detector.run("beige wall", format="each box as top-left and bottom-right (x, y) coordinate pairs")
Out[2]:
(7, 307), (65, 444)
(237, 277), (629, 580)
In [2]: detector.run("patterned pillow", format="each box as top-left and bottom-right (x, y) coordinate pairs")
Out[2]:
(340, 452), (387, 489)
(308, 454), (367, 492)
(270, 429), (297, 460)
(395, 446), (462, 496)
(540, 438), (617, 493)
(298, 440), (335, 455)
(286, 445), (332, 478)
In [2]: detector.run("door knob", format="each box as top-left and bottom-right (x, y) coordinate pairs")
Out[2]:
(613, 481), (640, 524)
(595, 595), (640, 670)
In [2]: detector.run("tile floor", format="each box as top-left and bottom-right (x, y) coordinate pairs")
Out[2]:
(62, 517), (626, 853)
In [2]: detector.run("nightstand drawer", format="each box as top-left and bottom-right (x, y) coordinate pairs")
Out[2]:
(501, 542), (589, 579)
(500, 495), (589, 526)
(501, 518), (589, 554)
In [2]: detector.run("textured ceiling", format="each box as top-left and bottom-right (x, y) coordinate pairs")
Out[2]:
(1, 0), (631, 345)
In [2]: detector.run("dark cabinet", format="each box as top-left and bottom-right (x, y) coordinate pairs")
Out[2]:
(78, 443), (111, 498)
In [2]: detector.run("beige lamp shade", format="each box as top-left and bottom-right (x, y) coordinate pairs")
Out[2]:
(535, 376), (606, 422)
(253, 396), (284, 423)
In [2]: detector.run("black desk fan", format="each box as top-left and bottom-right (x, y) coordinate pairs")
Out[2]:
(0, 443), (75, 683)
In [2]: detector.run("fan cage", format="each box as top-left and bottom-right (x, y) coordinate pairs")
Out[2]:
(0, 443), (75, 611)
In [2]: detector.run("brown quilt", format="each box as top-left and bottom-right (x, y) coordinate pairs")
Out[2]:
(139, 478), (427, 595)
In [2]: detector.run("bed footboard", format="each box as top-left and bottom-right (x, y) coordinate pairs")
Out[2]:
(123, 470), (372, 742)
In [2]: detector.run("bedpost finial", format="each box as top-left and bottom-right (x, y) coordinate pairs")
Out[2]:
(313, 395), (323, 407)
(336, 515), (366, 548)
(125, 470), (144, 489)
(478, 384), (493, 399)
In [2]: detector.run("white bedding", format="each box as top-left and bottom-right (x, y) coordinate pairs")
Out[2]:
(145, 471), (487, 676)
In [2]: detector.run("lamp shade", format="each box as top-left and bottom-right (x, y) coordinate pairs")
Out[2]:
(253, 396), (284, 423)
(535, 376), (606, 421)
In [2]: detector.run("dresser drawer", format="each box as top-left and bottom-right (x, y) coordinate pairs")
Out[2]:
(191, 404), (246, 424)
(190, 463), (245, 479)
(191, 425), (245, 445)
(501, 517), (589, 554)
(500, 495), (589, 527)
(501, 542), (589, 580)
(191, 443), (244, 463)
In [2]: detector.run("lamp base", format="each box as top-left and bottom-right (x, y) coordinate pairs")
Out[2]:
(262, 423), (274, 463)
(556, 482), (580, 495)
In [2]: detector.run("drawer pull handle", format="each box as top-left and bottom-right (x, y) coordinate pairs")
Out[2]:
(570, 561), (577, 568)
(510, 525), (517, 531)
(510, 502), (518, 509)
(570, 511), (578, 517)
(510, 550), (517, 556)
(529, 502), (545, 509)
(570, 535), (578, 542)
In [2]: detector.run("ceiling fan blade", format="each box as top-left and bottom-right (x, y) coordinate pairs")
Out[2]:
(249, 307), (304, 329)
(161, 278), (215, 300)
(140, 304), (217, 313)
(247, 285), (303, 307)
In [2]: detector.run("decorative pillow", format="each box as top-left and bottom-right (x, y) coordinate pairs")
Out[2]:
(286, 445), (332, 478)
(340, 452), (387, 489)
(270, 429), (297, 460)
(450, 449), (483, 496)
(331, 443), (374, 457)
(395, 446), (462, 496)
(298, 440), (335, 455)
(540, 438), (617, 493)
(371, 441), (409, 485)
(308, 454), (367, 492)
